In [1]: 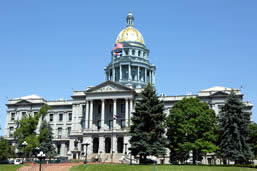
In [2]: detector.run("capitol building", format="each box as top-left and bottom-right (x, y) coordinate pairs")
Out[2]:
(4, 12), (253, 164)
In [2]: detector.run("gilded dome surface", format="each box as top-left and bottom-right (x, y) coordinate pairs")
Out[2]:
(116, 26), (144, 44)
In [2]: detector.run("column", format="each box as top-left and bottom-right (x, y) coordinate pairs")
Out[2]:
(113, 136), (117, 154)
(150, 71), (152, 84)
(128, 64), (131, 80)
(61, 143), (66, 156)
(113, 99), (117, 130)
(112, 67), (115, 81)
(89, 100), (93, 129)
(99, 136), (105, 153)
(129, 99), (133, 126)
(120, 65), (122, 80)
(86, 101), (89, 129)
(101, 99), (105, 129)
(144, 68), (147, 82)
(152, 71), (155, 84)
(137, 66), (140, 81)
(125, 99), (129, 127)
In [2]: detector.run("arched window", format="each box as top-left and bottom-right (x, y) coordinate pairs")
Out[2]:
(125, 49), (129, 55)
(138, 51), (141, 57)
(132, 49), (135, 56)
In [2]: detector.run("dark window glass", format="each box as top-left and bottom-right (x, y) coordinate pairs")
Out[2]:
(97, 120), (101, 129)
(67, 127), (71, 137)
(121, 104), (125, 113)
(59, 114), (63, 121)
(50, 114), (53, 122)
(11, 113), (15, 120)
(69, 113), (72, 121)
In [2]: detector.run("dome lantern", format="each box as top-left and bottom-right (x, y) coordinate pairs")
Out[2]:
(126, 11), (134, 27)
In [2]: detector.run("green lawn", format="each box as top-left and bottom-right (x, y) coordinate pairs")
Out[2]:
(70, 164), (257, 171)
(0, 164), (22, 171)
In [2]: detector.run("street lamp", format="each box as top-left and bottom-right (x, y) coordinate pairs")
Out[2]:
(84, 141), (90, 164)
(34, 147), (40, 160)
(22, 141), (28, 163)
(124, 143), (128, 155)
(37, 151), (46, 171)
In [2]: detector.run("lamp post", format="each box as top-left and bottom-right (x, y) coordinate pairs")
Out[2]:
(124, 143), (128, 155)
(22, 141), (28, 164)
(34, 147), (40, 160)
(37, 151), (46, 171)
(84, 141), (90, 164)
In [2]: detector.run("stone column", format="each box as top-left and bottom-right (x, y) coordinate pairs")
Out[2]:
(61, 143), (66, 156)
(137, 66), (140, 81)
(101, 99), (105, 129)
(129, 99), (133, 126)
(113, 99), (117, 130)
(125, 98), (129, 127)
(113, 136), (117, 154)
(153, 71), (155, 84)
(145, 68), (147, 82)
(89, 100), (93, 129)
(99, 136), (105, 153)
(128, 64), (131, 80)
(120, 65), (122, 80)
(86, 101), (89, 129)
(150, 71), (152, 84)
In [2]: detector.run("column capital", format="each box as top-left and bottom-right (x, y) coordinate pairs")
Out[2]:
(101, 99), (105, 102)
(113, 98), (117, 102)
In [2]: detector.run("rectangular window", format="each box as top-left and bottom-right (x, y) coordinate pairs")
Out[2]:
(109, 120), (113, 129)
(50, 114), (53, 122)
(59, 114), (63, 122)
(121, 120), (125, 128)
(57, 145), (61, 154)
(22, 112), (26, 118)
(9, 127), (14, 137)
(11, 113), (15, 121)
(121, 104), (125, 113)
(67, 127), (71, 137)
(68, 113), (72, 121)
(58, 128), (62, 138)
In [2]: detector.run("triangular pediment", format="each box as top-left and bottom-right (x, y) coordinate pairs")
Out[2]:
(86, 81), (133, 93)
(210, 91), (229, 97)
(15, 99), (32, 105)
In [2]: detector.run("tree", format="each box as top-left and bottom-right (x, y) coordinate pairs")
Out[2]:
(0, 137), (15, 160)
(167, 97), (218, 164)
(219, 92), (253, 164)
(14, 104), (50, 157)
(38, 120), (56, 158)
(129, 83), (167, 164)
(248, 122), (257, 159)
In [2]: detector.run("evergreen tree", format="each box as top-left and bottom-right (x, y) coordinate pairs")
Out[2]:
(167, 98), (218, 164)
(38, 120), (56, 159)
(248, 122), (257, 159)
(219, 91), (253, 164)
(129, 83), (166, 164)
(0, 137), (15, 160)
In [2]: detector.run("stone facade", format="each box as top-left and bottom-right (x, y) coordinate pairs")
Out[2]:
(4, 12), (253, 164)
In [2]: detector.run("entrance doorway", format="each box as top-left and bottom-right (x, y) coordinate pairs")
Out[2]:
(105, 137), (111, 153)
(93, 137), (99, 153)
(117, 137), (124, 153)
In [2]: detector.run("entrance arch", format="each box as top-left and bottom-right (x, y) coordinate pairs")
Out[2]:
(105, 137), (111, 153)
(117, 137), (124, 153)
(93, 137), (99, 153)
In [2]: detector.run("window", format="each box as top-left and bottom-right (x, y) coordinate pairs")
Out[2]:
(59, 114), (63, 122)
(68, 113), (72, 121)
(138, 51), (141, 56)
(125, 49), (129, 55)
(58, 128), (62, 138)
(121, 120), (125, 128)
(11, 113), (15, 121)
(132, 49), (135, 55)
(109, 120), (113, 129)
(57, 145), (61, 154)
(121, 104), (125, 113)
(22, 112), (26, 118)
(67, 127), (71, 137)
(9, 127), (14, 137)
(50, 114), (53, 122)
(109, 104), (113, 113)
(97, 120), (101, 129)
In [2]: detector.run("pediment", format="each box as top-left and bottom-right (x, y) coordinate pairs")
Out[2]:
(86, 81), (133, 93)
(15, 99), (32, 105)
(210, 91), (229, 97)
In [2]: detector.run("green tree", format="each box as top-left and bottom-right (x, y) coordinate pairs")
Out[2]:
(167, 97), (218, 164)
(249, 122), (257, 159)
(14, 104), (50, 157)
(0, 137), (15, 160)
(129, 83), (167, 164)
(38, 120), (56, 158)
(219, 92), (253, 164)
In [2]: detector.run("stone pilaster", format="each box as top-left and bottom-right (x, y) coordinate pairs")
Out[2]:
(113, 99), (117, 129)
(101, 99), (105, 129)
(125, 98), (129, 127)
(89, 100), (93, 129)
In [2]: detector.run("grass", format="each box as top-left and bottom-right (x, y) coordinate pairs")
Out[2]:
(70, 164), (257, 171)
(0, 164), (22, 171)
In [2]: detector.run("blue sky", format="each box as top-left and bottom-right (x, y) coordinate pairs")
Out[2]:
(0, 0), (256, 135)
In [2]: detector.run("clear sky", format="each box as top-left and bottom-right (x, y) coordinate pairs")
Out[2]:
(0, 0), (256, 135)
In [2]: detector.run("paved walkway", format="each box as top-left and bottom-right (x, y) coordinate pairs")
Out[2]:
(18, 162), (83, 171)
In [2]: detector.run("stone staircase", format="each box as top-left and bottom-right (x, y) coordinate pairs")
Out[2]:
(87, 153), (124, 163)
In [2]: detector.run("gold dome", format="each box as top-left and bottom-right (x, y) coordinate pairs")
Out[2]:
(116, 26), (144, 44)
